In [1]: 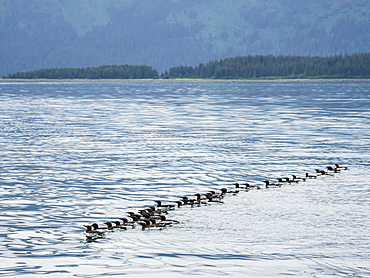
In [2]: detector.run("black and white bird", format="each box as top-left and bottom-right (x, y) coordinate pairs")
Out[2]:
(154, 200), (175, 210)
(264, 180), (281, 188)
(334, 164), (348, 170)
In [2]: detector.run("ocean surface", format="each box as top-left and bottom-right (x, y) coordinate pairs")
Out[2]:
(0, 80), (369, 277)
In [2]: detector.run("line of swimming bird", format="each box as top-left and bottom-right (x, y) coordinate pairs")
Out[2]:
(84, 163), (348, 240)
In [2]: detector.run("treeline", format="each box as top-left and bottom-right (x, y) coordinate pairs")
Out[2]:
(166, 53), (370, 79)
(6, 65), (159, 79)
(6, 53), (370, 80)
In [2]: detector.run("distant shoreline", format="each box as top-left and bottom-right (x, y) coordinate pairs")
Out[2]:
(1, 78), (369, 82)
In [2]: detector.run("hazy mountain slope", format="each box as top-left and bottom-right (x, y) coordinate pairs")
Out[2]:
(1, 0), (369, 76)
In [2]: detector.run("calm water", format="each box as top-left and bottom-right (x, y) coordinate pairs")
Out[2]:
(0, 80), (369, 277)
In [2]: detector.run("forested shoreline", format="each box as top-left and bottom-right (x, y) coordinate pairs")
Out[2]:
(166, 53), (370, 79)
(5, 53), (370, 80)
(5, 65), (159, 80)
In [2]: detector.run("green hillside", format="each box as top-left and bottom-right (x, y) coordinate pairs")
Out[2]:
(1, 0), (369, 76)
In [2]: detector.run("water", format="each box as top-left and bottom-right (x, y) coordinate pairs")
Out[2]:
(0, 80), (369, 277)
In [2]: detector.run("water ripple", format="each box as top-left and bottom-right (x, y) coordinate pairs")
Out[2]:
(0, 81), (369, 277)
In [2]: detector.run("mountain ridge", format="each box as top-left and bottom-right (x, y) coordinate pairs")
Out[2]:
(1, 0), (369, 76)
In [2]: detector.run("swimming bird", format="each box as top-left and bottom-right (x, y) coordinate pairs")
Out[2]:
(112, 220), (127, 230)
(146, 206), (168, 215)
(139, 210), (155, 220)
(316, 169), (334, 176)
(205, 193), (224, 203)
(140, 209), (157, 217)
(234, 183), (250, 190)
(174, 200), (184, 207)
(277, 178), (288, 184)
(103, 222), (117, 230)
(139, 219), (164, 230)
(90, 223), (112, 234)
(291, 174), (306, 182)
(141, 211), (165, 222)
(159, 215), (179, 224)
(127, 211), (143, 220)
(220, 187), (239, 194)
(118, 217), (136, 228)
(83, 225), (105, 236)
(194, 193), (209, 205)
(128, 215), (142, 222)
(264, 180), (281, 188)
(315, 169), (323, 175)
(334, 164), (348, 170)
(305, 172), (317, 179)
(180, 197), (196, 206)
(207, 190), (225, 200)
(327, 166), (340, 173)
(244, 183), (261, 190)
(154, 200), (175, 210)
(284, 177), (299, 183)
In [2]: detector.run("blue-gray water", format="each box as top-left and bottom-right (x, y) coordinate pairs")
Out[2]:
(0, 80), (369, 277)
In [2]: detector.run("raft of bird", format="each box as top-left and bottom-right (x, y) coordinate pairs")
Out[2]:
(83, 163), (348, 240)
